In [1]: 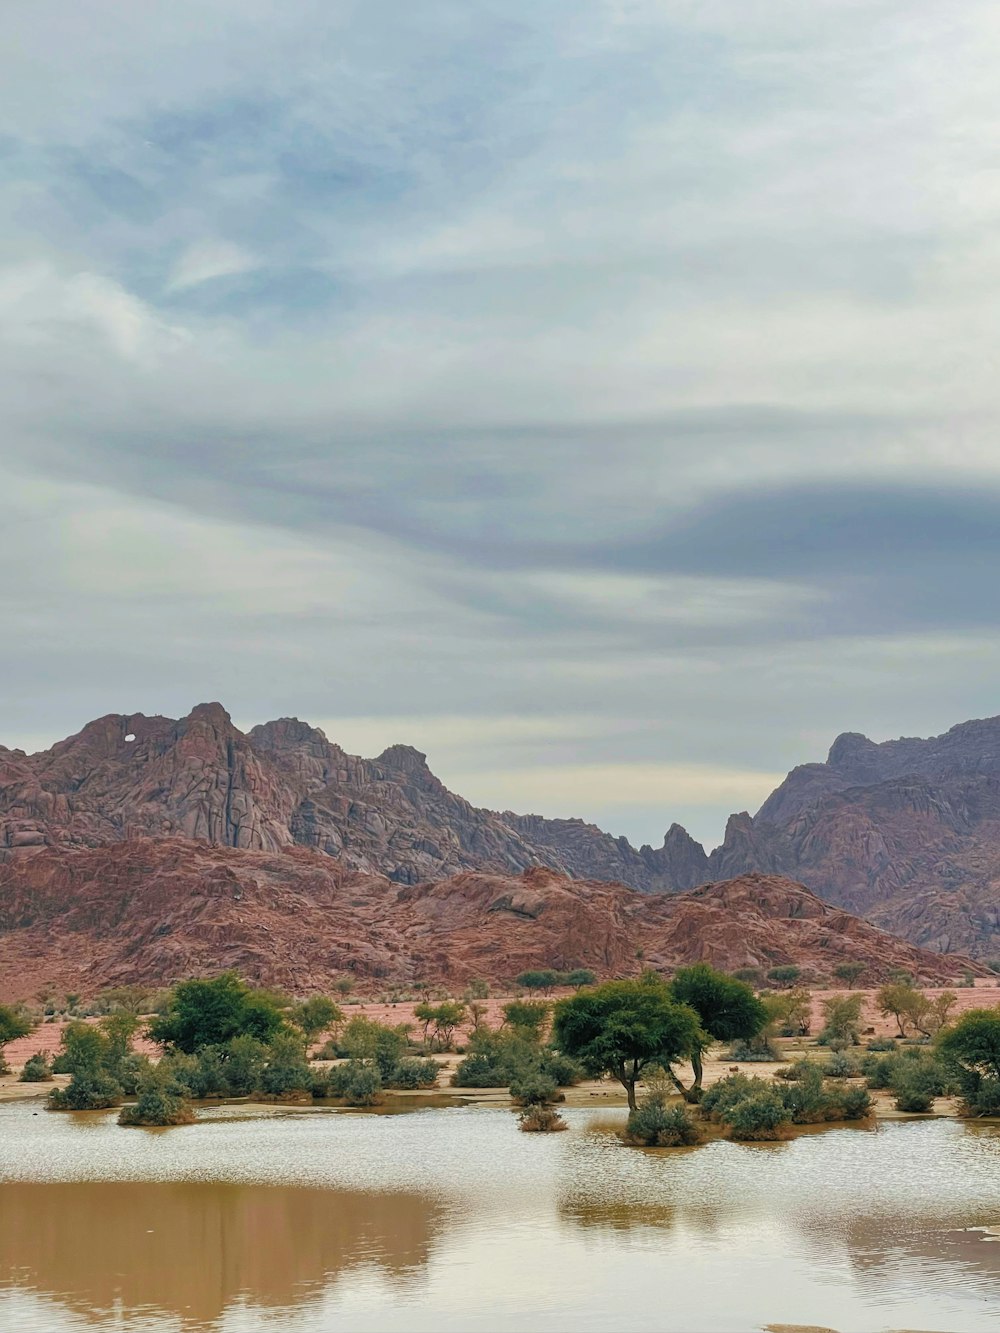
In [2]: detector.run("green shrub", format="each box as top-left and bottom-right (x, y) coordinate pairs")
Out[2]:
(540, 1051), (583, 1086)
(509, 1072), (559, 1107)
(825, 1051), (860, 1079)
(19, 1053), (53, 1082)
(518, 1104), (567, 1132)
(724, 1089), (793, 1141)
(328, 1061), (383, 1106)
(625, 1094), (703, 1147)
(700, 1073), (761, 1120)
(867, 1037), (898, 1052)
(451, 1050), (511, 1087)
(385, 1057), (439, 1090)
(260, 1034), (313, 1096)
(727, 1036), (781, 1062)
(119, 1066), (194, 1127)
(48, 1067), (122, 1110)
(839, 1085), (874, 1119)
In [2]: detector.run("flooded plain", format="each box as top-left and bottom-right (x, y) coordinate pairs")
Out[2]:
(1, 1100), (1000, 1332)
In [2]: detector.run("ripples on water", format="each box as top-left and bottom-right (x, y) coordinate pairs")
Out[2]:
(1, 1101), (999, 1332)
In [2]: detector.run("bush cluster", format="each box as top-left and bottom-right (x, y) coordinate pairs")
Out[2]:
(451, 1025), (582, 1092)
(701, 1067), (872, 1140)
(625, 1092), (703, 1147)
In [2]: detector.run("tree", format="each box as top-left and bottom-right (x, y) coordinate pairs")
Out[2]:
(148, 973), (285, 1053)
(833, 962), (866, 989)
(876, 982), (930, 1038)
(0, 1002), (33, 1073)
(48, 1023), (123, 1110)
(937, 1007), (1000, 1115)
(819, 993), (863, 1047)
(334, 977), (354, 997)
(516, 970), (560, 995)
(501, 1000), (550, 1039)
(764, 988), (812, 1037)
(293, 996), (344, 1043)
(260, 1033), (313, 1096)
(552, 976), (701, 1112)
(668, 965), (768, 1097)
(564, 969), (597, 990)
(767, 966), (802, 989)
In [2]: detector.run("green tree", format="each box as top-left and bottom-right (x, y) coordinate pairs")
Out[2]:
(833, 962), (866, 989)
(148, 973), (285, 1053)
(516, 969), (560, 995)
(19, 1052), (53, 1082)
(501, 1000), (550, 1039)
(0, 1002), (33, 1073)
(564, 969), (597, 990)
(876, 982), (930, 1038)
(552, 975), (701, 1112)
(668, 965), (768, 1097)
(767, 966), (802, 989)
(937, 1007), (1000, 1115)
(293, 996), (344, 1043)
(819, 993), (863, 1047)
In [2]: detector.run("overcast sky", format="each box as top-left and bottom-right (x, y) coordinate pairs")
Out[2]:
(4, 2), (1000, 851)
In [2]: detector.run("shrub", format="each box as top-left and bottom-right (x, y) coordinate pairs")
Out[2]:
(518, 1105), (567, 1132)
(49, 1067), (122, 1110)
(825, 1051), (860, 1079)
(452, 1050), (511, 1088)
(260, 1034), (313, 1097)
(728, 1036), (781, 1062)
(118, 1065), (194, 1127)
(839, 1085), (874, 1119)
(818, 994), (863, 1048)
(385, 1057), (439, 1090)
(340, 1018), (409, 1078)
(700, 1072), (761, 1120)
(501, 1001), (551, 1038)
(328, 1061), (383, 1106)
(540, 1051), (584, 1087)
(509, 1072), (559, 1107)
(465, 978), (490, 1000)
(867, 1037), (897, 1052)
(767, 966), (801, 989)
(724, 1089), (793, 1141)
(625, 1094), (703, 1147)
(19, 1053), (53, 1082)
(564, 969), (597, 989)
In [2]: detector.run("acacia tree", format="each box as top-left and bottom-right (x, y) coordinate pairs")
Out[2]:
(293, 996), (344, 1043)
(148, 973), (286, 1053)
(833, 962), (866, 989)
(552, 976), (701, 1112)
(0, 1003), (33, 1074)
(938, 1008), (1000, 1115)
(668, 965), (768, 1098)
(877, 982), (930, 1038)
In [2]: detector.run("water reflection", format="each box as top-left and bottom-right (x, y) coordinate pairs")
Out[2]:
(0, 1181), (442, 1329)
(2, 1104), (1000, 1332)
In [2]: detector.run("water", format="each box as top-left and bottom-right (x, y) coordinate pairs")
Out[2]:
(2, 1100), (1000, 1332)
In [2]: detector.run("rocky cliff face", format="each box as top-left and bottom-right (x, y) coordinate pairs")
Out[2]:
(0, 841), (974, 1000)
(0, 703), (712, 891)
(702, 717), (1000, 957)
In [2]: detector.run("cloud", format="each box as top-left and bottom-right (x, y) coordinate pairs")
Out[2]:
(167, 240), (259, 291)
(4, 2), (1000, 847)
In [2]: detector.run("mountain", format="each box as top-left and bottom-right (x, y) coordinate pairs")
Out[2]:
(0, 839), (974, 1001)
(5, 702), (1000, 959)
(0, 703), (705, 890)
(705, 716), (1000, 958)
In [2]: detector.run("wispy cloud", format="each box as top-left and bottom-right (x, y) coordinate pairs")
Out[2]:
(4, 2), (1000, 846)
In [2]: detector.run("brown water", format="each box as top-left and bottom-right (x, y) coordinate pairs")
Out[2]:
(2, 1100), (1000, 1332)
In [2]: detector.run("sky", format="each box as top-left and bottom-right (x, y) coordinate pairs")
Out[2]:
(4, 2), (1000, 851)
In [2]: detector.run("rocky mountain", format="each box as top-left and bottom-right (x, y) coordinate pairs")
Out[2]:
(703, 716), (1000, 958)
(0, 703), (705, 890)
(5, 702), (1000, 959)
(0, 839), (974, 1001)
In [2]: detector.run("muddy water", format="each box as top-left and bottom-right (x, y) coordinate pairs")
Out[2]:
(2, 1101), (1000, 1332)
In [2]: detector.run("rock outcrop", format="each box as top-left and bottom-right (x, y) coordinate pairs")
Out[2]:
(0, 841), (975, 1000)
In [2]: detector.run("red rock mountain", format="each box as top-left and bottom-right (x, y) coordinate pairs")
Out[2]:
(4, 703), (1000, 970)
(703, 717), (1000, 958)
(0, 839), (974, 1001)
(0, 703), (705, 889)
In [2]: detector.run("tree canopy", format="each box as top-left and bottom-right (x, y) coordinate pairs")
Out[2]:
(552, 975), (701, 1111)
(667, 964), (768, 1095)
(147, 973), (286, 1053)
